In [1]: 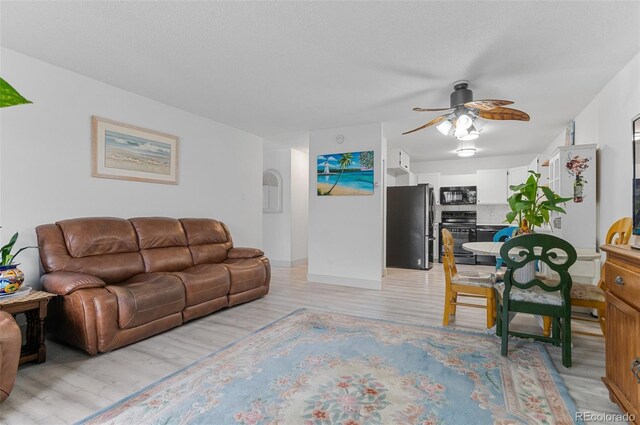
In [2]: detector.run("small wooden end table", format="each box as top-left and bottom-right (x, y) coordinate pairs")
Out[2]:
(0, 289), (55, 365)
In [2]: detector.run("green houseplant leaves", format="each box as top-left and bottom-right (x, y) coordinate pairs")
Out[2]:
(0, 77), (32, 108)
(506, 171), (573, 232)
(0, 231), (36, 267)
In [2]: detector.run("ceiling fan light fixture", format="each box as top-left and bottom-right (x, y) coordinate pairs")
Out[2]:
(458, 129), (480, 141)
(454, 125), (469, 139)
(436, 119), (453, 136)
(456, 113), (473, 130)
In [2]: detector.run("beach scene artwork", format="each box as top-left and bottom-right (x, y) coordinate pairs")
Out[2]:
(92, 116), (178, 184)
(317, 151), (374, 196)
(105, 130), (171, 175)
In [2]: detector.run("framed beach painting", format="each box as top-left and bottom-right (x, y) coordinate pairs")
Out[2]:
(317, 151), (374, 196)
(92, 116), (179, 184)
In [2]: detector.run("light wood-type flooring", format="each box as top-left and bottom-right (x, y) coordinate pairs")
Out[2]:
(0, 264), (622, 424)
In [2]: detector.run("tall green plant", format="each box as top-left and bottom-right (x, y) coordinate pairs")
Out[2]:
(506, 171), (572, 232)
(0, 77), (32, 108)
(1, 231), (36, 266)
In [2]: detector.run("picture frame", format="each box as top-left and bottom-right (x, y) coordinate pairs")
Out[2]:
(564, 120), (575, 146)
(316, 151), (374, 196)
(91, 116), (179, 185)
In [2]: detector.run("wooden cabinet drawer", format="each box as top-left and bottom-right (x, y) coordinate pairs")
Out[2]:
(606, 262), (640, 310)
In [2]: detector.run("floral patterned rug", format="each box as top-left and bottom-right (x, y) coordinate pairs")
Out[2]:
(78, 309), (582, 425)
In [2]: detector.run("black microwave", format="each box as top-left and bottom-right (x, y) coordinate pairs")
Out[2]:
(440, 186), (477, 205)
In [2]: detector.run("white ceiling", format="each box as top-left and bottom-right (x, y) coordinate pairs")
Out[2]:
(2, 1), (639, 161)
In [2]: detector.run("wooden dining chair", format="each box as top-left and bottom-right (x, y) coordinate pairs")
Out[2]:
(542, 216), (632, 337)
(441, 229), (497, 328)
(496, 234), (577, 367)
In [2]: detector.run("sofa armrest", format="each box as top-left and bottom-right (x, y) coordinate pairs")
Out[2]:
(227, 247), (264, 259)
(41, 271), (106, 295)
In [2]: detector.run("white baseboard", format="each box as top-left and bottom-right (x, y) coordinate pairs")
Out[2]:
(307, 273), (382, 290)
(270, 258), (308, 268)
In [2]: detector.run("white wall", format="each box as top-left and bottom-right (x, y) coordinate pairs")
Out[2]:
(262, 149), (293, 263)
(0, 48), (263, 287)
(290, 148), (309, 263)
(410, 153), (534, 175)
(541, 51), (640, 245)
(308, 123), (385, 290)
(262, 146), (309, 266)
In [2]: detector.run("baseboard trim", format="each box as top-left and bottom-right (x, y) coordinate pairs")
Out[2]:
(307, 273), (382, 290)
(270, 258), (308, 268)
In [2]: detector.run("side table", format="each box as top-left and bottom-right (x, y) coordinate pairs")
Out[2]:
(0, 289), (55, 365)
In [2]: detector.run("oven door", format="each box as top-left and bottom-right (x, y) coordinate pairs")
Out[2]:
(441, 225), (477, 264)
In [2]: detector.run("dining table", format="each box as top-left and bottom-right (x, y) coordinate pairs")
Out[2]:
(462, 241), (601, 262)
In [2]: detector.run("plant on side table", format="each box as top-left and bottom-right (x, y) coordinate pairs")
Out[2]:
(506, 171), (573, 234)
(0, 231), (36, 295)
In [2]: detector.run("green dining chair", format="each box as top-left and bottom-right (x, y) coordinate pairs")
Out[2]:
(495, 233), (577, 367)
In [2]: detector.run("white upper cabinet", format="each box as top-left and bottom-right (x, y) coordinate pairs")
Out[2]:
(476, 169), (508, 204)
(388, 148), (410, 175)
(507, 166), (529, 195)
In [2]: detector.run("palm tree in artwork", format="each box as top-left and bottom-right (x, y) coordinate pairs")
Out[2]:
(326, 152), (353, 195)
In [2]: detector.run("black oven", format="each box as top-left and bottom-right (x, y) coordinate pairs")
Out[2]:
(439, 211), (477, 265)
(440, 186), (477, 205)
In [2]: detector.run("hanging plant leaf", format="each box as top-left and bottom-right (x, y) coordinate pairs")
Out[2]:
(0, 77), (32, 108)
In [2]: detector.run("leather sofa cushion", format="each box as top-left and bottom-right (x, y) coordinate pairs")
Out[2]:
(58, 217), (139, 258)
(106, 273), (185, 329)
(0, 311), (21, 402)
(130, 217), (188, 249)
(59, 253), (145, 285)
(180, 218), (229, 245)
(140, 247), (193, 273)
(224, 258), (267, 294)
(172, 264), (230, 306)
(180, 218), (233, 264)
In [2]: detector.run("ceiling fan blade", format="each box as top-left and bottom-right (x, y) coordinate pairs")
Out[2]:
(412, 107), (454, 112)
(464, 99), (514, 111)
(402, 115), (447, 135)
(478, 107), (530, 121)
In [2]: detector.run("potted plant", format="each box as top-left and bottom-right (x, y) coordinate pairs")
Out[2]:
(0, 232), (35, 295)
(506, 171), (573, 234)
(0, 77), (32, 108)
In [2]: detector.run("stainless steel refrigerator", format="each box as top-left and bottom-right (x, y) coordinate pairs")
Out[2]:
(386, 184), (435, 270)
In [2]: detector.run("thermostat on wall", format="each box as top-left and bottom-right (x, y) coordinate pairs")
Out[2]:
(336, 135), (344, 144)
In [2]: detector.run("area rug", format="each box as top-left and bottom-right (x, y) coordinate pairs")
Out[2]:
(78, 309), (582, 425)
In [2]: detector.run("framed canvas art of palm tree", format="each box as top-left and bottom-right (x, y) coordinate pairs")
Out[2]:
(316, 151), (374, 196)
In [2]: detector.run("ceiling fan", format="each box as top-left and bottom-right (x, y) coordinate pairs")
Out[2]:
(403, 81), (530, 140)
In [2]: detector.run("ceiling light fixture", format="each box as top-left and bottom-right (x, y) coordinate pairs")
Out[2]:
(456, 139), (477, 157)
(456, 147), (476, 157)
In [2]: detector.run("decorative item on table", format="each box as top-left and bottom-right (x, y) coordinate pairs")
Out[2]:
(565, 154), (591, 203)
(92, 116), (179, 185)
(0, 231), (35, 295)
(316, 151), (374, 196)
(506, 171), (573, 234)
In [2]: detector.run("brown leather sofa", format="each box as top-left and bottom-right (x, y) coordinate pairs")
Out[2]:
(0, 311), (21, 402)
(36, 217), (270, 355)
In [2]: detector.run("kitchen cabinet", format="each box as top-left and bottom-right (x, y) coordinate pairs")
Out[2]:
(388, 148), (410, 176)
(417, 172), (440, 203)
(476, 169), (508, 204)
(547, 144), (597, 249)
(601, 245), (640, 424)
(507, 166), (528, 194)
(439, 173), (476, 187)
